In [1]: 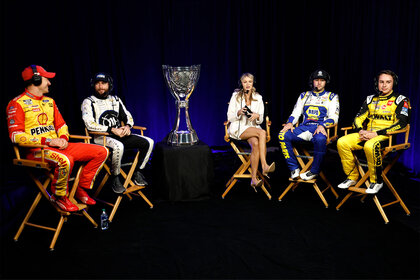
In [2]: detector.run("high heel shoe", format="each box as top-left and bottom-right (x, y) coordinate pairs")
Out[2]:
(250, 179), (263, 192)
(263, 162), (276, 177)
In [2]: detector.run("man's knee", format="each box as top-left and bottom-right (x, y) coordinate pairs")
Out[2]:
(313, 134), (326, 144)
(337, 136), (349, 151)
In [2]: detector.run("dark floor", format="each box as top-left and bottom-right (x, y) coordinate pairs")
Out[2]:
(0, 145), (419, 279)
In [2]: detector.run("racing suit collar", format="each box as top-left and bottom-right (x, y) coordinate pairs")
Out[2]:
(24, 90), (43, 100)
(312, 89), (326, 96)
(378, 90), (394, 99)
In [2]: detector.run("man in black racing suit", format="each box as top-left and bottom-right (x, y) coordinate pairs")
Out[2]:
(81, 73), (154, 193)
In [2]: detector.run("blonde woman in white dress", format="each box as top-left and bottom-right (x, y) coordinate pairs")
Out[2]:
(227, 73), (275, 188)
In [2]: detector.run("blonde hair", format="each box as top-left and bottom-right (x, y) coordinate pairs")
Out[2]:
(235, 73), (257, 102)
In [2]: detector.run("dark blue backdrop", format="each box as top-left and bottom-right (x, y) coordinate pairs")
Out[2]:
(1, 0), (419, 176)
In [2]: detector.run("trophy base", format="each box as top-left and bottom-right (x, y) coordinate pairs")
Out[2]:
(167, 130), (198, 146)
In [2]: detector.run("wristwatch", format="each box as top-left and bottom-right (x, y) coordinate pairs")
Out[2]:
(45, 138), (52, 146)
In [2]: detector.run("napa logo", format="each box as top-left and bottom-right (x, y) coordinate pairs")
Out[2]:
(306, 106), (320, 119)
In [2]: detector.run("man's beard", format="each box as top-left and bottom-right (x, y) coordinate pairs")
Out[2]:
(94, 90), (109, 99)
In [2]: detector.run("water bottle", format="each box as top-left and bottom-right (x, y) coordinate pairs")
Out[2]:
(100, 209), (109, 230)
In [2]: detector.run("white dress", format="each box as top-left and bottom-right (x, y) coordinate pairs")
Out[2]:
(227, 91), (265, 140)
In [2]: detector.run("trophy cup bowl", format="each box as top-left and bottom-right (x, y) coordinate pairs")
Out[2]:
(162, 64), (201, 146)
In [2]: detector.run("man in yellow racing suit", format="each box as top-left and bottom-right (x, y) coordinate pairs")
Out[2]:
(336, 70), (411, 194)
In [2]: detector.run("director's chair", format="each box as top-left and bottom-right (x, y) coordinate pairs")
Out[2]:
(12, 135), (98, 251)
(85, 125), (153, 222)
(335, 124), (411, 224)
(222, 111), (272, 200)
(278, 123), (339, 208)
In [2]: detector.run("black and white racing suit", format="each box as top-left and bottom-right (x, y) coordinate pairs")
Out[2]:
(81, 95), (154, 176)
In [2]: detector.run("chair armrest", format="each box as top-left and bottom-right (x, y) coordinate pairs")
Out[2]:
(132, 125), (146, 136)
(224, 121), (230, 142)
(385, 127), (409, 135)
(132, 125), (146, 131)
(384, 124), (410, 151)
(13, 143), (48, 164)
(325, 123), (338, 144)
(265, 116), (271, 143)
(16, 143), (48, 149)
(86, 131), (109, 136)
(341, 126), (353, 136)
(69, 134), (92, 140)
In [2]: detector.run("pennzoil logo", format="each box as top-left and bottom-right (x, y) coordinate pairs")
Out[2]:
(30, 125), (55, 135)
(38, 113), (48, 125)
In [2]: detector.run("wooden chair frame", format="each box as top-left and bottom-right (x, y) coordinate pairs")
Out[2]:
(85, 125), (153, 222)
(335, 124), (411, 224)
(12, 135), (98, 251)
(222, 115), (272, 200)
(278, 123), (339, 208)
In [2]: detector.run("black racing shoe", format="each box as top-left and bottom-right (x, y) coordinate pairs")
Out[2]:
(133, 171), (148, 186)
(112, 176), (126, 194)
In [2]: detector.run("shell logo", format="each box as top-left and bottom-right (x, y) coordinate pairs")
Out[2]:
(38, 113), (48, 125)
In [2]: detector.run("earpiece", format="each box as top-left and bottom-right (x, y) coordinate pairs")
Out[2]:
(31, 65), (42, 86)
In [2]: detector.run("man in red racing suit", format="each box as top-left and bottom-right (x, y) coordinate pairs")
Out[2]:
(336, 70), (411, 194)
(6, 65), (109, 212)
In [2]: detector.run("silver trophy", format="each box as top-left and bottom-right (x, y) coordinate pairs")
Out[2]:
(162, 64), (201, 146)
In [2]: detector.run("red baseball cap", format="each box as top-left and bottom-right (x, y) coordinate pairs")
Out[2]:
(21, 65), (56, 81)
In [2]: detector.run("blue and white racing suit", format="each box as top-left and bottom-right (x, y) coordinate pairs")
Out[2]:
(278, 90), (339, 174)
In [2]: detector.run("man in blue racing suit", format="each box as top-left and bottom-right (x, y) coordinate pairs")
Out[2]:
(278, 69), (340, 180)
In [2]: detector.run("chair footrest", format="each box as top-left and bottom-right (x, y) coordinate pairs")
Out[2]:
(234, 174), (252, 179)
(289, 178), (316, 183)
(348, 186), (367, 194)
(125, 185), (145, 194)
(296, 155), (313, 159)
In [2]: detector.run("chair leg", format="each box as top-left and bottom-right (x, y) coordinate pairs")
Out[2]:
(319, 172), (339, 199)
(260, 185), (272, 200)
(49, 215), (66, 251)
(313, 183), (329, 208)
(81, 209), (98, 227)
(222, 180), (237, 199)
(336, 192), (353, 210)
(109, 196), (123, 222)
(382, 174), (410, 216)
(14, 192), (42, 242)
(278, 181), (298, 201)
(372, 195), (389, 224)
(137, 190), (154, 208)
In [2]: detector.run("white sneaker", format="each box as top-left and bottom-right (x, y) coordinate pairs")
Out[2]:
(337, 179), (357, 189)
(291, 169), (300, 179)
(366, 182), (383, 194)
(300, 171), (317, 181)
